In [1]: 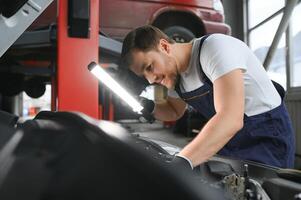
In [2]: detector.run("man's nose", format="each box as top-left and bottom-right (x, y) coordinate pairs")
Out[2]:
(146, 74), (158, 84)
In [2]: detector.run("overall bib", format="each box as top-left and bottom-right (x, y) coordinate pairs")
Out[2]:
(175, 35), (295, 168)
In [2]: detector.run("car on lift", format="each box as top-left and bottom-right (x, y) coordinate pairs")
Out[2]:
(30, 0), (230, 42)
(99, 0), (230, 42)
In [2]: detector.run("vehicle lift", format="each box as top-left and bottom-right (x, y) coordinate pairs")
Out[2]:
(0, 0), (122, 120)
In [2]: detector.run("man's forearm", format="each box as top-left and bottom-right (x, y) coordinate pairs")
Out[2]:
(179, 113), (243, 167)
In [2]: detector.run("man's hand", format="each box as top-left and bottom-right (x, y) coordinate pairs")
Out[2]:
(138, 97), (155, 123)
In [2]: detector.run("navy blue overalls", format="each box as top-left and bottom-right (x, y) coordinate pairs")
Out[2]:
(175, 35), (295, 168)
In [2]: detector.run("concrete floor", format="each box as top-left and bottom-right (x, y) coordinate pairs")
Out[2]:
(119, 120), (193, 148)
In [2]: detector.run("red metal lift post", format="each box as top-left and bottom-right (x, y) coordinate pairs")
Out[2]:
(56, 0), (100, 119)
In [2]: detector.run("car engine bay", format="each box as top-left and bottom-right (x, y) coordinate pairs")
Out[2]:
(0, 110), (300, 200)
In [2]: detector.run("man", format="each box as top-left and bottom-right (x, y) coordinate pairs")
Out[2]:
(120, 25), (295, 168)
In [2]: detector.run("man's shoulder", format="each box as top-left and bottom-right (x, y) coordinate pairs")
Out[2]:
(201, 34), (237, 44)
(200, 34), (248, 56)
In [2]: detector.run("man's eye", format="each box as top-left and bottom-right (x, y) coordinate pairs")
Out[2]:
(146, 65), (152, 72)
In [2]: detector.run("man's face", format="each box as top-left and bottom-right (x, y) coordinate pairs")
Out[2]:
(130, 39), (179, 89)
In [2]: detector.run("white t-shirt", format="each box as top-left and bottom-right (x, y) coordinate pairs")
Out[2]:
(169, 34), (281, 116)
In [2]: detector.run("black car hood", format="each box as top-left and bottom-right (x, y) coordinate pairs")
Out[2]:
(0, 110), (300, 200)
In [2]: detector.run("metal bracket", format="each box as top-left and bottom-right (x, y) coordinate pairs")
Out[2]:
(0, 0), (54, 57)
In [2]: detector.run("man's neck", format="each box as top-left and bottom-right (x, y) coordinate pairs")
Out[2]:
(172, 42), (193, 73)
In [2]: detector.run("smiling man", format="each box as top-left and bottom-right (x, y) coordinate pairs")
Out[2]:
(120, 25), (295, 168)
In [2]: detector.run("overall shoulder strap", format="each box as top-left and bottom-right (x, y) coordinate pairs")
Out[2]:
(198, 34), (212, 86)
(271, 80), (285, 100)
(175, 34), (212, 94)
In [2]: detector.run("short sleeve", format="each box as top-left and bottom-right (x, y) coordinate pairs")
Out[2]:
(200, 34), (247, 82)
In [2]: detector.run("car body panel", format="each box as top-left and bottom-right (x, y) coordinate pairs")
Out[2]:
(0, 110), (300, 199)
(29, 0), (230, 40)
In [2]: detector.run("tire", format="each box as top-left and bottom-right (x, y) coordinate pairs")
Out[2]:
(163, 26), (196, 43)
(24, 79), (46, 98)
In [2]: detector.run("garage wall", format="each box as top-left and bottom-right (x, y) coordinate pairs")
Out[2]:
(223, 0), (246, 41)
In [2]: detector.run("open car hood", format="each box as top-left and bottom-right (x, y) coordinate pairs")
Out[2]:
(0, 110), (300, 200)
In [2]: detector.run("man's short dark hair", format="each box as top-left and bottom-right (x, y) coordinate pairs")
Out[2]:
(120, 25), (175, 68)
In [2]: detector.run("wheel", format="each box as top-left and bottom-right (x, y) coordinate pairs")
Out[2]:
(163, 26), (196, 43)
(24, 79), (46, 98)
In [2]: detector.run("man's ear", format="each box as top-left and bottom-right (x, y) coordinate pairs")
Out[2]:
(159, 39), (170, 53)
